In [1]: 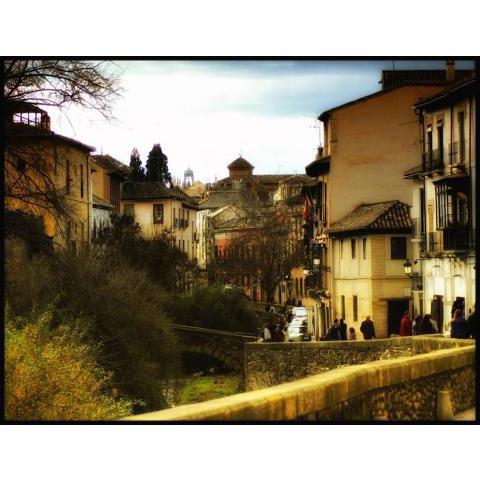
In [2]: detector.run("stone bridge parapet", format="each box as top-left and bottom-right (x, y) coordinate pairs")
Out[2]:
(126, 336), (475, 421)
(172, 324), (257, 373)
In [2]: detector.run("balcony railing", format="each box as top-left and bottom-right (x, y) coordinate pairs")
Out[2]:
(422, 149), (444, 172)
(449, 141), (466, 165)
(443, 226), (469, 251)
(427, 228), (469, 253)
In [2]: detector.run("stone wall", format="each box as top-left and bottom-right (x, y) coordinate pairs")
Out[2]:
(311, 365), (474, 421)
(125, 339), (475, 421)
(245, 338), (412, 391)
(244, 336), (472, 391)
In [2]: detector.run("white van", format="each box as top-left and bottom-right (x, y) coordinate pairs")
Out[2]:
(288, 307), (310, 341)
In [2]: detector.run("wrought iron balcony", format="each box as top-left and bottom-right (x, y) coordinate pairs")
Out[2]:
(422, 149), (444, 172)
(443, 226), (469, 251)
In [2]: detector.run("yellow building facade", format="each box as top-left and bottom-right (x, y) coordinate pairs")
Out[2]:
(5, 101), (94, 249)
(121, 182), (199, 261)
(328, 201), (413, 338)
(305, 81), (448, 337)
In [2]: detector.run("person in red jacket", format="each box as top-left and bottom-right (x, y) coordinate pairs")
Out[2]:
(399, 311), (412, 336)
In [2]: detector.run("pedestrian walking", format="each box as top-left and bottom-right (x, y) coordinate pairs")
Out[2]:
(263, 323), (272, 342)
(348, 327), (357, 341)
(412, 315), (422, 335)
(273, 323), (285, 342)
(328, 319), (341, 340)
(451, 297), (465, 318)
(467, 305), (476, 339)
(419, 314), (436, 335)
(283, 323), (290, 342)
(360, 315), (376, 340)
(451, 309), (469, 339)
(339, 318), (347, 340)
(399, 311), (412, 336)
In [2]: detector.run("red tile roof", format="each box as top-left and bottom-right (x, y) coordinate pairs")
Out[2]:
(327, 201), (412, 235)
(121, 182), (198, 207)
(91, 154), (130, 177)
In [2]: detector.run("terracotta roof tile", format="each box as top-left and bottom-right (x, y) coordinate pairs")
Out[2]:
(121, 182), (198, 207)
(327, 201), (411, 235)
(6, 122), (95, 151)
(91, 154), (130, 176)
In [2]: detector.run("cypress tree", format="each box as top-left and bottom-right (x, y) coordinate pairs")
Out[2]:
(128, 147), (145, 182)
(146, 144), (172, 185)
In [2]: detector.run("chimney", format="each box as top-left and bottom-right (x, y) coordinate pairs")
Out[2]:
(446, 59), (455, 83)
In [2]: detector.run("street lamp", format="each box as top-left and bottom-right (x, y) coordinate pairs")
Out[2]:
(403, 259), (412, 276)
(303, 267), (310, 276)
(313, 257), (321, 266)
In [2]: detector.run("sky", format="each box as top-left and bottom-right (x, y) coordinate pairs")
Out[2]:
(47, 60), (474, 184)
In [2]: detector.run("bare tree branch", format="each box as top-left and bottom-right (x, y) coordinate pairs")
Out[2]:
(3, 60), (123, 121)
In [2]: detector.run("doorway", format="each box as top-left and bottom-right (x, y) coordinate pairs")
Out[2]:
(431, 295), (444, 333)
(387, 299), (410, 336)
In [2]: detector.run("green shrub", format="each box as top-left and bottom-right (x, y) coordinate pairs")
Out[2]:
(164, 284), (258, 334)
(5, 248), (181, 412)
(5, 304), (135, 421)
(99, 214), (188, 291)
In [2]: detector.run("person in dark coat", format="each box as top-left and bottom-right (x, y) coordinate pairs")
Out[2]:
(419, 314), (437, 334)
(360, 316), (376, 340)
(451, 297), (465, 318)
(399, 311), (412, 336)
(339, 318), (347, 340)
(328, 319), (341, 340)
(451, 309), (470, 339)
(273, 323), (285, 342)
(412, 315), (422, 335)
(467, 306), (476, 339)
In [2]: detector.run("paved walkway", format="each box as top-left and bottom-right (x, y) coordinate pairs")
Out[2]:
(453, 408), (476, 421)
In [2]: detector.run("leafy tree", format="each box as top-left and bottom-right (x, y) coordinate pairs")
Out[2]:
(4, 247), (182, 413)
(146, 144), (172, 185)
(5, 209), (54, 257)
(99, 213), (188, 291)
(5, 303), (136, 420)
(164, 284), (258, 334)
(213, 206), (303, 304)
(128, 147), (145, 182)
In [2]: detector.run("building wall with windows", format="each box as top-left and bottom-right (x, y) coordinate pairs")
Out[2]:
(5, 109), (94, 251)
(121, 198), (198, 261)
(405, 81), (476, 333)
(332, 233), (412, 339)
(304, 83), (446, 335)
(322, 85), (445, 224)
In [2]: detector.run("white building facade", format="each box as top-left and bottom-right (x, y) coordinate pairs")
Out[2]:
(404, 79), (477, 334)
